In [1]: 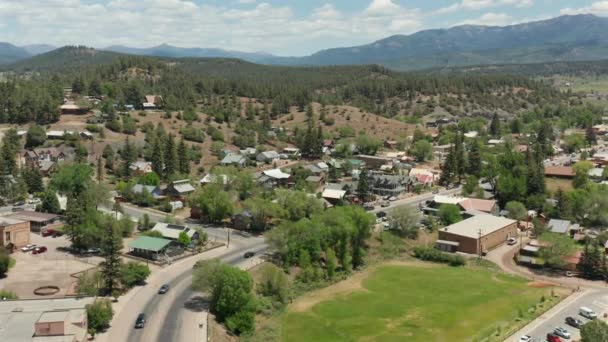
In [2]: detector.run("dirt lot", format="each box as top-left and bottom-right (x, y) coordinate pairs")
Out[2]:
(0, 233), (102, 299)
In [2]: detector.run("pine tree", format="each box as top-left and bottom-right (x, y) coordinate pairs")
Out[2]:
(555, 188), (572, 220)
(440, 145), (456, 185)
(467, 138), (482, 177)
(357, 168), (370, 201)
(150, 136), (164, 176)
(120, 137), (137, 178)
(454, 133), (466, 182)
(164, 134), (177, 178)
(586, 126), (597, 145)
(97, 157), (104, 182)
(177, 139), (189, 175)
(23, 167), (43, 193)
(489, 113), (501, 137)
(40, 189), (61, 214)
(101, 220), (123, 296)
(65, 194), (86, 248)
(579, 241), (603, 280)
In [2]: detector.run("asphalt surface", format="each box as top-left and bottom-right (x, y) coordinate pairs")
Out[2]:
(519, 290), (608, 341)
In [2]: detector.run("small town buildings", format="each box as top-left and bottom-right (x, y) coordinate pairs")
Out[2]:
(588, 168), (605, 180)
(282, 148), (301, 159)
(129, 161), (153, 175)
(0, 217), (30, 251)
(239, 147), (257, 157)
(321, 189), (346, 204)
(256, 151), (280, 163)
(165, 180), (196, 198)
(457, 198), (499, 215)
(220, 153), (247, 168)
(143, 95), (162, 110)
(46, 130), (74, 140)
(60, 103), (89, 115)
(547, 219), (580, 235)
(369, 174), (411, 196)
(128, 236), (181, 261)
(131, 184), (162, 198)
(408, 168), (437, 185)
(487, 139), (505, 146)
(7, 211), (61, 233)
(23, 147), (74, 170)
(151, 223), (198, 241)
(304, 162), (329, 176)
(544, 166), (576, 178)
(464, 131), (479, 138)
(355, 155), (392, 170)
(0, 297), (95, 342)
(384, 140), (398, 149)
(437, 215), (517, 255)
(255, 169), (291, 187)
(199, 173), (231, 186)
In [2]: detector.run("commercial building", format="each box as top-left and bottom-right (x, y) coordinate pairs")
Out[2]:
(128, 236), (182, 261)
(0, 297), (94, 342)
(436, 215), (517, 255)
(0, 217), (30, 251)
(7, 211), (62, 233)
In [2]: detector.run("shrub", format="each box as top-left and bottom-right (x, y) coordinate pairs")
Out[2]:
(412, 247), (466, 267)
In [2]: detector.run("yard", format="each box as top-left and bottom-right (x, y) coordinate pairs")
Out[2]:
(282, 262), (560, 342)
(545, 177), (573, 193)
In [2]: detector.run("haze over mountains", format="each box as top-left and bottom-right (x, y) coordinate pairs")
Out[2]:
(2, 14), (608, 71)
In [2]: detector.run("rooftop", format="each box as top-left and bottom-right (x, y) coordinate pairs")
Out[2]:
(129, 236), (172, 252)
(548, 219), (572, 234)
(262, 169), (290, 180)
(0, 217), (26, 226)
(151, 223), (196, 240)
(440, 215), (516, 239)
(322, 189), (346, 200)
(545, 166), (575, 177)
(7, 211), (59, 223)
(37, 310), (69, 323)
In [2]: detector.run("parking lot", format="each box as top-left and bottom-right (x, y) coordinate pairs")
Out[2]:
(511, 290), (608, 341)
(0, 233), (103, 298)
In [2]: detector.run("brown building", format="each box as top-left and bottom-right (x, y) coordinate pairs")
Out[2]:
(7, 211), (62, 233)
(437, 215), (517, 255)
(35, 309), (88, 340)
(0, 217), (30, 251)
(354, 155), (392, 170)
(544, 165), (575, 178)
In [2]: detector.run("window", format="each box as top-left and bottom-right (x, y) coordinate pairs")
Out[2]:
(5, 232), (10, 242)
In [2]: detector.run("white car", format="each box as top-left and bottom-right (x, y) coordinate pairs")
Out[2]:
(554, 326), (571, 339)
(21, 244), (37, 252)
(519, 335), (532, 342)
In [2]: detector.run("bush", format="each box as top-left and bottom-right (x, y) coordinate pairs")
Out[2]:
(0, 290), (18, 299)
(120, 262), (151, 288)
(85, 124), (102, 133)
(87, 299), (113, 335)
(180, 125), (205, 142)
(0, 247), (10, 277)
(412, 247), (466, 267)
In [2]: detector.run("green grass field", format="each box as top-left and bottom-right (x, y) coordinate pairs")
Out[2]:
(282, 264), (553, 342)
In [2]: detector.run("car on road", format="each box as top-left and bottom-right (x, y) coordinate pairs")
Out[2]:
(32, 246), (47, 254)
(13, 201), (25, 206)
(565, 316), (584, 329)
(134, 313), (146, 329)
(21, 244), (36, 252)
(507, 237), (517, 245)
(244, 251), (255, 258)
(380, 201), (390, 208)
(376, 211), (387, 218)
(554, 327), (570, 339)
(27, 198), (41, 205)
(546, 333), (561, 342)
(158, 284), (170, 294)
(388, 196), (398, 202)
(42, 229), (56, 237)
(11, 207), (24, 212)
(86, 248), (101, 255)
(432, 189), (439, 194)
(580, 306), (597, 319)
(518, 335), (532, 342)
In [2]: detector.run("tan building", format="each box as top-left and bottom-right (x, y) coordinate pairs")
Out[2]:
(437, 215), (517, 255)
(0, 217), (30, 251)
(34, 309), (88, 341)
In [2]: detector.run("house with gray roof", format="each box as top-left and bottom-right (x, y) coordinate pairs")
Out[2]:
(165, 180), (196, 198)
(220, 153), (247, 168)
(256, 151), (280, 163)
(547, 219), (580, 235)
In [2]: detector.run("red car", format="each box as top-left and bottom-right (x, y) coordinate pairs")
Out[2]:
(42, 229), (56, 237)
(547, 333), (561, 342)
(32, 246), (47, 254)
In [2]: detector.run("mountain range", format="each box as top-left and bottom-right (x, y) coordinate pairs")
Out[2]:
(2, 14), (608, 71)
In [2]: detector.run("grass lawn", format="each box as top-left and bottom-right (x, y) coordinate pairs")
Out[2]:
(546, 177), (573, 194)
(282, 264), (556, 342)
(8, 257), (15, 269)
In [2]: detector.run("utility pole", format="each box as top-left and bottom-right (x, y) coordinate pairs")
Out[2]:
(226, 227), (231, 248)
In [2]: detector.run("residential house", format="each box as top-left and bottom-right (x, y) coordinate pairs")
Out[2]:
(457, 198), (499, 216)
(132, 184), (162, 198)
(304, 162), (329, 176)
(355, 155), (392, 170)
(282, 148), (301, 159)
(305, 175), (324, 188)
(233, 210), (253, 230)
(369, 174), (411, 196)
(409, 168), (437, 185)
(143, 95), (162, 110)
(588, 167), (605, 180)
(239, 147), (257, 157)
(165, 180), (196, 199)
(220, 153), (247, 168)
(128, 236), (182, 261)
(464, 131), (479, 138)
(384, 140), (398, 149)
(322, 188), (347, 205)
(151, 222), (198, 241)
(257, 151), (280, 163)
(0, 217), (30, 251)
(199, 173), (231, 186)
(23, 147), (74, 169)
(433, 144), (453, 160)
(46, 130), (74, 140)
(544, 166), (576, 179)
(255, 168), (291, 187)
(547, 219), (580, 235)
(60, 103), (89, 115)
(129, 161), (153, 176)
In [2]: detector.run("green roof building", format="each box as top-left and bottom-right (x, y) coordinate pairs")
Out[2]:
(129, 236), (178, 261)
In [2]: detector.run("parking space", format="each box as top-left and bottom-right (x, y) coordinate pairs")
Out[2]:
(515, 291), (608, 342)
(0, 233), (102, 298)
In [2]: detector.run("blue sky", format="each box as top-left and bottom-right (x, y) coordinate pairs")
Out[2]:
(0, 0), (606, 55)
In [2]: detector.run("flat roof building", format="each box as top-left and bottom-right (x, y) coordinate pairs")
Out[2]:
(437, 215), (517, 255)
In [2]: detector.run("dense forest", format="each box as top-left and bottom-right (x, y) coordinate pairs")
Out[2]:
(436, 59), (608, 78)
(0, 46), (568, 125)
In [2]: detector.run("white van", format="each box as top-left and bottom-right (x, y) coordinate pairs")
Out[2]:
(580, 306), (597, 319)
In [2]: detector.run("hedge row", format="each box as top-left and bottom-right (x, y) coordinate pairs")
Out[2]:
(412, 247), (466, 267)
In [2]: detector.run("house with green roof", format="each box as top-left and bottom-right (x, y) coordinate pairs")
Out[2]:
(129, 236), (182, 261)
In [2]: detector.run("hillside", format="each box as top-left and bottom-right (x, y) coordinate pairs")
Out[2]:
(264, 14), (608, 71)
(0, 42), (31, 64)
(104, 44), (274, 63)
(1, 46), (125, 72)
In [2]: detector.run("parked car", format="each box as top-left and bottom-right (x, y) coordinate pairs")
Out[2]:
(554, 327), (570, 339)
(580, 306), (597, 319)
(565, 316), (584, 328)
(86, 248), (101, 255)
(244, 251), (255, 258)
(21, 244), (36, 252)
(28, 198), (41, 205)
(13, 201), (25, 206)
(158, 284), (170, 294)
(432, 189), (439, 194)
(32, 246), (47, 254)
(507, 237), (517, 245)
(546, 333), (561, 342)
(376, 211), (387, 218)
(518, 335), (532, 342)
(42, 229), (56, 237)
(134, 313), (146, 329)
(11, 207), (24, 212)
(380, 201), (390, 208)
(388, 196), (398, 202)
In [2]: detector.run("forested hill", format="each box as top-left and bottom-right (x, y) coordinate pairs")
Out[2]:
(431, 59), (608, 78)
(0, 46), (565, 125)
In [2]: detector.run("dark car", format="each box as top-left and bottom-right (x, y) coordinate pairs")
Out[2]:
(42, 229), (56, 237)
(376, 211), (387, 218)
(32, 246), (47, 254)
(158, 284), (170, 294)
(135, 313), (146, 329)
(244, 251), (255, 258)
(565, 316), (584, 328)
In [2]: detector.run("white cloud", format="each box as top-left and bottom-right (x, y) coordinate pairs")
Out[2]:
(458, 12), (514, 26)
(0, 0), (424, 56)
(238, 0), (257, 4)
(436, 0), (532, 14)
(561, 1), (608, 15)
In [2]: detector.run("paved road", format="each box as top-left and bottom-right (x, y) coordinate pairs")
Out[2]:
(371, 187), (461, 214)
(506, 290), (608, 342)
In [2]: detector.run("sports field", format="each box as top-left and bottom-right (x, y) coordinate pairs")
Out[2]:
(282, 263), (556, 342)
